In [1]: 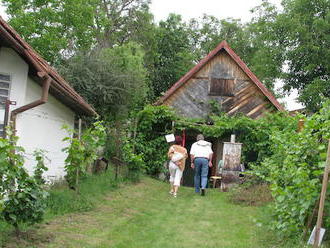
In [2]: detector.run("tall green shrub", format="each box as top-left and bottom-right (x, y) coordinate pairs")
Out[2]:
(62, 120), (106, 191)
(133, 105), (177, 175)
(252, 101), (330, 235)
(33, 149), (49, 184)
(0, 129), (48, 235)
(122, 141), (145, 182)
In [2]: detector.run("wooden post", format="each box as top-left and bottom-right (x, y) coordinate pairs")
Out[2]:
(303, 198), (319, 239)
(297, 119), (304, 132)
(132, 117), (138, 153)
(76, 118), (82, 194)
(313, 139), (330, 247)
(114, 121), (121, 180)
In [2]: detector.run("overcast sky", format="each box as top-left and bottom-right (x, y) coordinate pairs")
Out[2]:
(150, 0), (281, 23)
(0, 0), (303, 110)
(0, 2), (6, 20)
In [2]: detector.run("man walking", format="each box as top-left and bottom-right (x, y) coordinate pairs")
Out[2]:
(190, 134), (213, 196)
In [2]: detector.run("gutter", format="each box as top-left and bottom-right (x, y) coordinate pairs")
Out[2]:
(0, 25), (47, 79)
(10, 76), (52, 131)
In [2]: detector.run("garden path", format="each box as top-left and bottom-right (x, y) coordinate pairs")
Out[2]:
(4, 177), (281, 248)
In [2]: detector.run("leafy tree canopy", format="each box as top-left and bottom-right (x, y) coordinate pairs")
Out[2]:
(58, 42), (148, 120)
(4, 0), (329, 111)
(148, 14), (195, 98)
(3, 0), (152, 64)
(280, 0), (330, 112)
(250, 0), (330, 111)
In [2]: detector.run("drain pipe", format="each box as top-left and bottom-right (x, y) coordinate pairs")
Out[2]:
(10, 76), (52, 132)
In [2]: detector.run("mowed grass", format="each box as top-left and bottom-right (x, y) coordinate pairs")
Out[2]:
(2, 177), (263, 247)
(1, 176), (321, 248)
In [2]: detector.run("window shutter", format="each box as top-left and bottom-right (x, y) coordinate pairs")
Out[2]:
(0, 73), (11, 137)
(209, 78), (235, 96)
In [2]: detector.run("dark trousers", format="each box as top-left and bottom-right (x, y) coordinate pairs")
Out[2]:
(194, 157), (209, 193)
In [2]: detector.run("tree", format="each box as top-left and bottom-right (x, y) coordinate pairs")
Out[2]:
(93, 0), (153, 49)
(3, 0), (153, 64)
(248, 2), (286, 90)
(279, 0), (330, 112)
(188, 16), (253, 61)
(3, 0), (95, 63)
(148, 14), (195, 98)
(59, 44), (148, 182)
(58, 42), (149, 120)
(249, 0), (330, 111)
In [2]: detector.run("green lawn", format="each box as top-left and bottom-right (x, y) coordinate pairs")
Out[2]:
(1, 177), (318, 248)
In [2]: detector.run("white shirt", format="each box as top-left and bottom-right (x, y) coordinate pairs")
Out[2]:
(190, 140), (213, 158)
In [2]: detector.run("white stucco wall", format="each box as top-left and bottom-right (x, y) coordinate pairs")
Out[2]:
(0, 47), (75, 182)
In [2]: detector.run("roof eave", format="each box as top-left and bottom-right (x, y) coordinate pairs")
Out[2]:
(0, 16), (97, 116)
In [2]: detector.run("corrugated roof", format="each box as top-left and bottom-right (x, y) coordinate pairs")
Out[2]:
(0, 16), (96, 116)
(155, 40), (284, 111)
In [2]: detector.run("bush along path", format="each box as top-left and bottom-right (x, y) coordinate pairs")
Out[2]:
(1, 177), (319, 248)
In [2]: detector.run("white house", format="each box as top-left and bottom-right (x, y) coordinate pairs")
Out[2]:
(0, 16), (96, 181)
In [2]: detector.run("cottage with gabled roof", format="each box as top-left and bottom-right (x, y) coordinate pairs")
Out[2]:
(156, 40), (283, 119)
(0, 16), (96, 181)
(156, 41), (284, 186)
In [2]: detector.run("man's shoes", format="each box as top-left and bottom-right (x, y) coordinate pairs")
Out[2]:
(201, 189), (205, 196)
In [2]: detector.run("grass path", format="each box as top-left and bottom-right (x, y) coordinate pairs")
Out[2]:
(4, 177), (275, 248)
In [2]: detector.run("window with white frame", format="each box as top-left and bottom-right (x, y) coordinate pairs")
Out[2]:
(0, 73), (11, 137)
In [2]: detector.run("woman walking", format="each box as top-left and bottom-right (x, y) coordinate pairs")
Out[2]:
(167, 136), (187, 198)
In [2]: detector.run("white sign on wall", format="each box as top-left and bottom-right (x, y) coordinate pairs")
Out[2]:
(165, 134), (175, 143)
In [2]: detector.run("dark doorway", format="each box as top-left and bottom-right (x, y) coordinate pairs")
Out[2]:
(182, 138), (194, 187)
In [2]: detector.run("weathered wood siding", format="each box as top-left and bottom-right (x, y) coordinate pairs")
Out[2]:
(163, 51), (275, 119)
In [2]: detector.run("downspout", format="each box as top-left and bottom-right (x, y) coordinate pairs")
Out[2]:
(1, 21), (53, 131)
(10, 76), (52, 132)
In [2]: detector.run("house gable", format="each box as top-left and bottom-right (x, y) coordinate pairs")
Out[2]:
(0, 16), (94, 181)
(0, 16), (96, 116)
(157, 41), (283, 119)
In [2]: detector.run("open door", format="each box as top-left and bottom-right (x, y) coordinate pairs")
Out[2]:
(182, 136), (221, 187)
